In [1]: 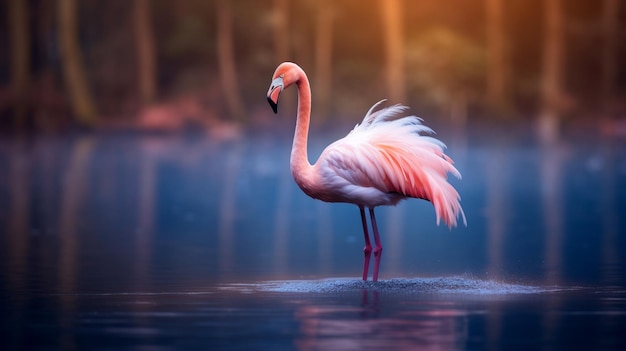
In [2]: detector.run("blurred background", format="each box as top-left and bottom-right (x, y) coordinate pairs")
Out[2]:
(1, 0), (626, 287)
(2, 1), (626, 349)
(2, 0), (626, 282)
(0, 0), (624, 137)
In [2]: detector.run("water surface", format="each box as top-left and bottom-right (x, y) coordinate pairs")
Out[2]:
(1, 130), (625, 350)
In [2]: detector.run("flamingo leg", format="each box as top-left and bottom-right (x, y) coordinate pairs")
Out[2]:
(359, 206), (372, 281)
(369, 208), (383, 282)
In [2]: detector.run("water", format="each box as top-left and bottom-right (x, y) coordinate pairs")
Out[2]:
(1, 129), (625, 350)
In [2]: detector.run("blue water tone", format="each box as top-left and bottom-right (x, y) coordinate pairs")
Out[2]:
(1, 130), (625, 350)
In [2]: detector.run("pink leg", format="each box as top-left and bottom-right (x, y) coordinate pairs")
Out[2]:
(369, 208), (383, 282)
(359, 206), (372, 281)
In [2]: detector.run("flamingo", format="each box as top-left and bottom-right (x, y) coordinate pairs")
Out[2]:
(266, 62), (466, 282)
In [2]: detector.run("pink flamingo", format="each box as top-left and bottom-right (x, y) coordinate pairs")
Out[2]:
(267, 62), (466, 282)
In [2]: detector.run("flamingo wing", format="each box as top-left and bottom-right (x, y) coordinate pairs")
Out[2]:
(318, 101), (466, 227)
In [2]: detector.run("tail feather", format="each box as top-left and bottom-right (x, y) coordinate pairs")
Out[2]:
(379, 141), (465, 228)
(351, 101), (466, 228)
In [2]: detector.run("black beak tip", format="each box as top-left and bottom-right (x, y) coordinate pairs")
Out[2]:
(267, 96), (278, 114)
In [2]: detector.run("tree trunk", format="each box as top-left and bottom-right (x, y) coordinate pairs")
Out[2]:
(8, 0), (30, 128)
(601, 0), (618, 111)
(216, 0), (246, 122)
(35, 0), (60, 131)
(273, 0), (290, 62)
(57, 0), (97, 126)
(538, 0), (563, 144)
(314, 1), (333, 121)
(485, 0), (509, 113)
(134, 0), (157, 105)
(381, 0), (406, 103)
(272, 0), (295, 115)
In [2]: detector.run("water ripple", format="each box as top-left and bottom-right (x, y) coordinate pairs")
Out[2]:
(221, 276), (558, 295)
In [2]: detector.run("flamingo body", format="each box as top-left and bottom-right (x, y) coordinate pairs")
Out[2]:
(267, 62), (465, 281)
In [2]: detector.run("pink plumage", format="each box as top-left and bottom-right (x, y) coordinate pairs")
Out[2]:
(267, 62), (465, 282)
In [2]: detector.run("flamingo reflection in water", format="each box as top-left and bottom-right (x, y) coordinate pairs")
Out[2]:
(267, 62), (465, 281)
(293, 294), (468, 350)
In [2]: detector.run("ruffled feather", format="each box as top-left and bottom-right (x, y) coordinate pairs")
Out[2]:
(322, 101), (466, 228)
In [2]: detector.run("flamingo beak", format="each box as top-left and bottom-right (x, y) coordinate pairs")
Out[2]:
(267, 76), (284, 114)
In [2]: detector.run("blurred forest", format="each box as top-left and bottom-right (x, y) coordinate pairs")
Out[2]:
(1, 0), (625, 137)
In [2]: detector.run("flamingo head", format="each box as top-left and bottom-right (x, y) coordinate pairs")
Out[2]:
(267, 62), (300, 114)
(267, 75), (283, 114)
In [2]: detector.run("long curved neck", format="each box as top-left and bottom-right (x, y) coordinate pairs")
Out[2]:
(290, 69), (313, 180)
